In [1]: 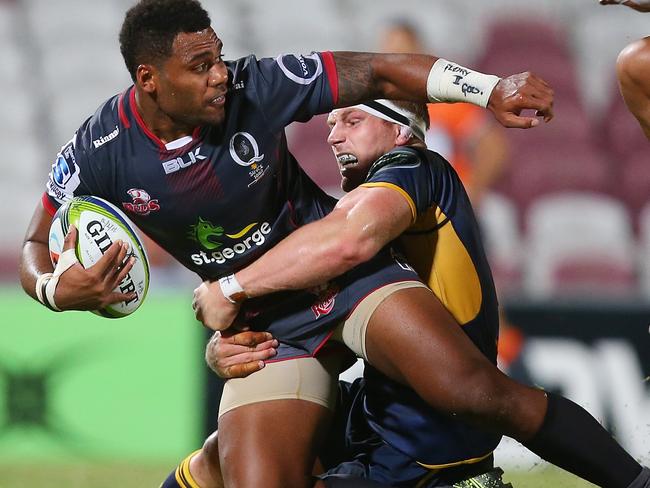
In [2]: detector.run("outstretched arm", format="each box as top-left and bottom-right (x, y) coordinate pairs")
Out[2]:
(617, 37), (650, 139)
(241, 186), (411, 295)
(599, 0), (650, 12)
(192, 186), (412, 330)
(332, 52), (554, 128)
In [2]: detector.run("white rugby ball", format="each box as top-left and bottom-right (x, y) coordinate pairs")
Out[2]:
(48, 195), (150, 318)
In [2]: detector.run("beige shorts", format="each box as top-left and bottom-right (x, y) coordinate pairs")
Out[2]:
(218, 280), (426, 417)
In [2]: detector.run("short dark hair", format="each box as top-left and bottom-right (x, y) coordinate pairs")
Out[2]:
(392, 100), (430, 130)
(119, 0), (211, 82)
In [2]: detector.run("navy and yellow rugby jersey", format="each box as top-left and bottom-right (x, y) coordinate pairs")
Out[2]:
(359, 146), (502, 467)
(40, 52), (419, 357)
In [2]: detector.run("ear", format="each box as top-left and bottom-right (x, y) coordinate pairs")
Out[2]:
(396, 125), (413, 146)
(136, 64), (156, 94)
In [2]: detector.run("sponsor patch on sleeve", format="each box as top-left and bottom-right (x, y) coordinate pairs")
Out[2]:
(275, 53), (323, 85)
(46, 138), (81, 204)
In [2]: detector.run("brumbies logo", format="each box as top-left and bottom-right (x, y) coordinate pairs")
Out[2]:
(276, 53), (322, 85)
(229, 132), (269, 187)
(122, 188), (160, 216)
(310, 283), (339, 319)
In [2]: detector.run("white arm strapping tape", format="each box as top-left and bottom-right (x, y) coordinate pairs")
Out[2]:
(426, 58), (501, 108)
(218, 273), (247, 304)
(35, 248), (79, 311)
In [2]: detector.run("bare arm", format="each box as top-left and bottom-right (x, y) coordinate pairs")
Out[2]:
(617, 37), (650, 139)
(237, 186), (412, 297)
(20, 201), (136, 310)
(332, 52), (554, 128)
(192, 186), (412, 330)
(20, 202), (57, 299)
(333, 52), (433, 106)
(599, 0), (650, 12)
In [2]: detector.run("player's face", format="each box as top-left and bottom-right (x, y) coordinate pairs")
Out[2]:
(155, 28), (228, 127)
(327, 108), (399, 192)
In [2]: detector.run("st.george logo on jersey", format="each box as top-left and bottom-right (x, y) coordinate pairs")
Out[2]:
(48, 196), (150, 318)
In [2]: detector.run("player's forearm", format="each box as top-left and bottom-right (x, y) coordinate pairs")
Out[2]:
(333, 52), (502, 114)
(236, 220), (380, 298)
(20, 240), (54, 300)
(332, 52), (435, 107)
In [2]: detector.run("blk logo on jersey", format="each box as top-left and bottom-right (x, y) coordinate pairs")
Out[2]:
(122, 188), (160, 216)
(162, 147), (207, 175)
(310, 284), (339, 319)
(229, 132), (269, 187)
(276, 53), (323, 85)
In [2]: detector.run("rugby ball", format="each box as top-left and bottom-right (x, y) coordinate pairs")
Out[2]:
(48, 195), (150, 318)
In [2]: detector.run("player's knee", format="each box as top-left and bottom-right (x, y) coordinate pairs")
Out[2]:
(201, 431), (219, 466)
(441, 362), (516, 426)
(455, 368), (545, 438)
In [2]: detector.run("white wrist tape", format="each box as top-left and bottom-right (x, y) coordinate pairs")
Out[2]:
(218, 274), (247, 304)
(426, 58), (501, 108)
(35, 248), (79, 311)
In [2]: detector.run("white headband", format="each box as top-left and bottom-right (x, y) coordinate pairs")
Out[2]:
(352, 99), (427, 141)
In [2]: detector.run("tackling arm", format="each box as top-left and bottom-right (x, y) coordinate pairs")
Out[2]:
(616, 37), (650, 139)
(236, 186), (413, 297)
(192, 186), (412, 330)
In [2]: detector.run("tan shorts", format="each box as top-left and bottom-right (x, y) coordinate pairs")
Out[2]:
(218, 280), (426, 417)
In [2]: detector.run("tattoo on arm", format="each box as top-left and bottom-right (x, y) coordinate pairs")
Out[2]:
(332, 52), (381, 107)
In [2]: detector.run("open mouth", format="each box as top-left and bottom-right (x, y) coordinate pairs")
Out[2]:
(336, 153), (358, 167)
(209, 94), (226, 106)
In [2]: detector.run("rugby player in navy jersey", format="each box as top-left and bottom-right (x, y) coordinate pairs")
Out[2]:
(15, 0), (608, 487)
(192, 99), (650, 488)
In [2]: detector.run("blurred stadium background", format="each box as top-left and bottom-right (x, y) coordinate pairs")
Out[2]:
(1, 0), (649, 486)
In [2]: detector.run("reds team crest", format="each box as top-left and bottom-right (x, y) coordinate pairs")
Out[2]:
(310, 283), (340, 319)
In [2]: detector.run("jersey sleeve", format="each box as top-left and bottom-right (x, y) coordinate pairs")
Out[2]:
(42, 127), (100, 216)
(236, 52), (338, 131)
(360, 149), (432, 221)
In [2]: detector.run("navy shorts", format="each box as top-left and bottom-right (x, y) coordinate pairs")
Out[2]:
(241, 246), (419, 360)
(318, 377), (496, 488)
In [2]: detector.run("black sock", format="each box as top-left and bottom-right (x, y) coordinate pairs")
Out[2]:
(159, 470), (183, 488)
(628, 467), (650, 488)
(524, 393), (641, 488)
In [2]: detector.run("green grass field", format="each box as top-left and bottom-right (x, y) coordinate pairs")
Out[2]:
(0, 462), (174, 488)
(0, 463), (597, 488)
